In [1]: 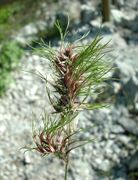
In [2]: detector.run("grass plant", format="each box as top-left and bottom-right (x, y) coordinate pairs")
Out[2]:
(24, 19), (112, 180)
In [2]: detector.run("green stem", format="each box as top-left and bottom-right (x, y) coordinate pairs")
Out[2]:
(64, 157), (69, 180)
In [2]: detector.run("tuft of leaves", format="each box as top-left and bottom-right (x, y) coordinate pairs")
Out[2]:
(0, 41), (23, 96)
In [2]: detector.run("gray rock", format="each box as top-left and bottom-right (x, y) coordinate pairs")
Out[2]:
(14, 23), (38, 45)
(100, 33), (127, 49)
(72, 160), (95, 180)
(118, 116), (138, 136)
(23, 154), (32, 165)
(13, 16), (56, 46)
(69, 1), (81, 21)
(113, 61), (136, 84)
(113, 48), (138, 111)
(111, 8), (138, 32)
(121, 14), (138, 32)
(111, 125), (125, 134)
(94, 158), (112, 173)
(0, 122), (6, 135)
(89, 18), (102, 33)
(128, 153), (138, 171)
(101, 22), (116, 33)
(117, 135), (131, 148)
(111, 9), (124, 23)
(114, 178), (127, 180)
(113, 0), (138, 10)
(125, 0), (138, 10)
(81, 5), (97, 23)
(123, 76), (138, 112)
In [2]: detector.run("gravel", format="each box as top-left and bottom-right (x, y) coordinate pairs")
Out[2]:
(0, 0), (138, 179)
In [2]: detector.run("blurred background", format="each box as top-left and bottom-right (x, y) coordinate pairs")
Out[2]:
(0, 0), (138, 180)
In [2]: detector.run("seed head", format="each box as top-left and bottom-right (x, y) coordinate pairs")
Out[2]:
(33, 130), (71, 161)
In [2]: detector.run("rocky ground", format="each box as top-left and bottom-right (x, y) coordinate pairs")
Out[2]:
(0, 0), (138, 180)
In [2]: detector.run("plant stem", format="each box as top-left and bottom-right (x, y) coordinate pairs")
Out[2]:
(64, 157), (69, 180)
(102, 0), (110, 22)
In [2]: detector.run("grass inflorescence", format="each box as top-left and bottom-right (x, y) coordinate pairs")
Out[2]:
(24, 19), (112, 180)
